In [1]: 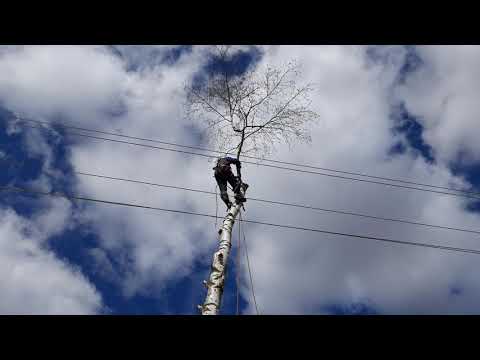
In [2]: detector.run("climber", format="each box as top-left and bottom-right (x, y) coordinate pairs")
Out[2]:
(213, 156), (249, 210)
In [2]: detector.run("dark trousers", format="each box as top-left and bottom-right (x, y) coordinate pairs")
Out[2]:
(215, 170), (241, 207)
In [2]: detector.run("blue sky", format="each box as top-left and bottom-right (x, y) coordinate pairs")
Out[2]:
(0, 46), (258, 315)
(1, 45), (480, 314)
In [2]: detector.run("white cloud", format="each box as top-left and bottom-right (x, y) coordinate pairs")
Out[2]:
(0, 45), (126, 126)
(397, 45), (480, 165)
(0, 208), (102, 314)
(0, 45), (218, 301)
(2, 45), (480, 314)
(235, 45), (480, 314)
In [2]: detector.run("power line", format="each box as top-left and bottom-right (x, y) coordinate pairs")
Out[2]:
(243, 162), (480, 201)
(18, 122), (480, 202)
(74, 170), (480, 236)
(14, 118), (480, 197)
(3, 183), (480, 256)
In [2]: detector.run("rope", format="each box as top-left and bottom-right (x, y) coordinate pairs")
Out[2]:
(240, 210), (259, 315)
(214, 184), (218, 230)
(236, 208), (241, 315)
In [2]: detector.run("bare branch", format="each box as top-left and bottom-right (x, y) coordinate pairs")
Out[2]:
(187, 88), (232, 124)
(241, 85), (313, 143)
(184, 48), (319, 160)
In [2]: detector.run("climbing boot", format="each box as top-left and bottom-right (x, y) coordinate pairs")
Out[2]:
(234, 192), (247, 203)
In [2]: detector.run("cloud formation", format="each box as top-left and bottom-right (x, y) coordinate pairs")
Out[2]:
(0, 204), (102, 314)
(1, 45), (480, 314)
(397, 46), (480, 165)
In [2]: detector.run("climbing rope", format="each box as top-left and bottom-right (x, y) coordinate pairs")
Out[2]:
(214, 184), (218, 230)
(240, 211), (260, 315)
(236, 208), (241, 315)
(216, 181), (243, 315)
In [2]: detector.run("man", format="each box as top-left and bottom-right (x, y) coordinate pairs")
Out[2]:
(213, 156), (249, 210)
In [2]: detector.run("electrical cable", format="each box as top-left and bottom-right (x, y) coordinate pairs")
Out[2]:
(2, 183), (480, 256)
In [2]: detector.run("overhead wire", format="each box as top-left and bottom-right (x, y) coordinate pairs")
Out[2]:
(7, 118), (480, 313)
(1, 149), (478, 236)
(73, 170), (480, 236)
(2, 183), (480, 256)
(16, 122), (480, 202)
(12, 118), (480, 198)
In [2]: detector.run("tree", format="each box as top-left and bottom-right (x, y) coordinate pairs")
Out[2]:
(186, 46), (319, 315)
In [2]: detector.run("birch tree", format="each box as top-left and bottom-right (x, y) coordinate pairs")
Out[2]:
(186, 46), (319, 315)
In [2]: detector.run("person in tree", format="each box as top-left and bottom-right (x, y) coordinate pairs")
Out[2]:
(213, 156), (248, 210)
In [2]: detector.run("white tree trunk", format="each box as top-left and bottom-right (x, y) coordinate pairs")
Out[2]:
(200, 190), (246, 315)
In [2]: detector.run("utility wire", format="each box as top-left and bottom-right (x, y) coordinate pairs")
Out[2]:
(2, 148), (477, 236)
(18, 122), (480, 202)
(14, 118), (480, 197)
(74, 170), (480, 236)
(2, 183), (480, 256)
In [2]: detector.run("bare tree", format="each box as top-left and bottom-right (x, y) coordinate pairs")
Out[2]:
(187, 46), (319, 315)
(186, 46), (318, 161)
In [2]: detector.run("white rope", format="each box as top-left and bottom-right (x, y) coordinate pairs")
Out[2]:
(236, 208), (241, 315)
(240, 211), (259, 315)
(214, 184), (218, 230)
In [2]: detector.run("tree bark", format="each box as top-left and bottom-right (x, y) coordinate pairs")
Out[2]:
(200, 187), (247, 315)
(236, 130), (245, 160)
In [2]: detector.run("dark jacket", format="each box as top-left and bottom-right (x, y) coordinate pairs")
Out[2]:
(213, 156), (241, 177)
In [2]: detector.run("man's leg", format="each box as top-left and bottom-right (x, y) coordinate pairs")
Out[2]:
(215, 174), (232, 209)
(227, 172), (246, 203)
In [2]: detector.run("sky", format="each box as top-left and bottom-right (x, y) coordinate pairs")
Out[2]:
(1, 45), (480, 314)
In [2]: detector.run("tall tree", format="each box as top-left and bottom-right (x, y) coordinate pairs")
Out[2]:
(186, 46), (319, 315)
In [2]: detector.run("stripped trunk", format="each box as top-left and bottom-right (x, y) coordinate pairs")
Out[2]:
(236, 130), (245, 160)
(200, 186), (247, 315)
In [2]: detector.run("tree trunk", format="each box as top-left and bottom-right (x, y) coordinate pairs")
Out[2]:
(236, 130), (245, 160)
(200, 187), (247, 315)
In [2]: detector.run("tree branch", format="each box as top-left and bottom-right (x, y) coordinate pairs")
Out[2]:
(242, 86), (308, 143)
(190, 88), (232, 124)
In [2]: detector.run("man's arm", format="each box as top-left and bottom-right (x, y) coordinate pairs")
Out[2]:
(227, 157), (242, 179)
(235, 162), (242, 179)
